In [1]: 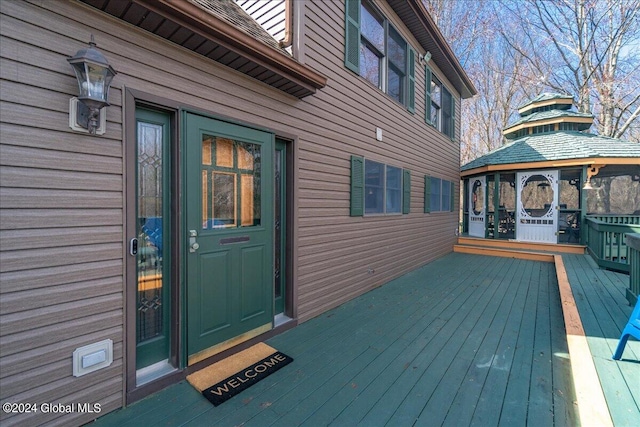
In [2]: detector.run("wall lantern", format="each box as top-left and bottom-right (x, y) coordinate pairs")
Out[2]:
(67, 35), (116, 135)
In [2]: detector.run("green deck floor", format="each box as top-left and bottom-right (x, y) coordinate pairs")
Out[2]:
(562, 254), (640, 427)
(94, 253), (584, 426)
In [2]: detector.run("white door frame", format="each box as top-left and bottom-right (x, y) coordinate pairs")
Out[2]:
(516, 170), (559, 243)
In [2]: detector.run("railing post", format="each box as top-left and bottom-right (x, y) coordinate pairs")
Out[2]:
(626, 233), (640, 305)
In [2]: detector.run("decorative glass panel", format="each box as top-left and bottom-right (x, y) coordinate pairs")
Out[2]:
(202, 170), (208, 228)
(237, 141), (261, 227)
(136, 121), (164, 343)
(202, 137), (212, 166)
(237, 143), (254, 170)
(241, 174), (254, 226)
(212, 172), (236, 227)
(216, 138), (234, 168)
(201, 136), (262, 229)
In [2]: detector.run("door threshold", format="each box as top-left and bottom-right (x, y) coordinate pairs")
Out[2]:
(136, 360), (177, 387)
(274, 313), (292, 328)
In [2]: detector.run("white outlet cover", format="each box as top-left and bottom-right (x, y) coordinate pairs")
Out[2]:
(73, 339), (113, 377)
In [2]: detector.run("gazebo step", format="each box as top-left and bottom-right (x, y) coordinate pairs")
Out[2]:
(457, 236), (586, 254)
(453, 244), (555, 262)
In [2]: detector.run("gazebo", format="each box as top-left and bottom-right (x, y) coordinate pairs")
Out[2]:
(460, 93), (640, 274)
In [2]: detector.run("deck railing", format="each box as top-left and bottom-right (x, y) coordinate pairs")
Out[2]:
(627, 234), (640, 305)
(584, 215), (640, 273)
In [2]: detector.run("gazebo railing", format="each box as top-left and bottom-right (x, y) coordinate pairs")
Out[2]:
(584, 215), (640, 273)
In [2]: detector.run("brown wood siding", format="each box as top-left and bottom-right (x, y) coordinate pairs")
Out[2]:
(0, 0), (464, 424)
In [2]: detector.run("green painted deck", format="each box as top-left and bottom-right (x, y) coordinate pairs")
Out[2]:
(91, 252), (638, 427)
(562, 254), (640, 426)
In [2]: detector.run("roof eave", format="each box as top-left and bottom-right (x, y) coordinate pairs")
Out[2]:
(461, 157), (640, 177)
(134, 0), (327, 95)
(389, 0), (477, 99)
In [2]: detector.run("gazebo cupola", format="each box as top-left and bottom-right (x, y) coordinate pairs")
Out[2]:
(502, 93), (594, 140)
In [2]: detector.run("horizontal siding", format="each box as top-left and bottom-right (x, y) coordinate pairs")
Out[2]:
(1, 0), (466, 424)
(0, 2), (125, 426)
(296, 0), (461, 320)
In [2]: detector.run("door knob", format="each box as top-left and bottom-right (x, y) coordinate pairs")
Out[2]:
(189, 229), (199, 253)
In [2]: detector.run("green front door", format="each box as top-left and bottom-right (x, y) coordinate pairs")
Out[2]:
(184, 113), (274, 362)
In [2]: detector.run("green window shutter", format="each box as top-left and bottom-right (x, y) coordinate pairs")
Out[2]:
(450, 181), (455, 212)
(344, 0), (360, 74)
(425, 66), (432, 125)
(407, 47), (416, 113)
(402, 169), (411, 214)
(424, 175), (431, 213)
(350, 155), (364, 216)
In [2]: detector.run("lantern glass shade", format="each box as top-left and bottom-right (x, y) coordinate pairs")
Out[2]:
(67, 36), (116, 111)
(69, 60), (115, 110)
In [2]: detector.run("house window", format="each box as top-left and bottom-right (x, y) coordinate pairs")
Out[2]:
(351, 155), (411, 216)
(360, 1), (384, 89)
(365, 160), (402, 214)
(345, 0), (415, 111)
(426, 68), (455, 139)
(425, 175), (454, 213)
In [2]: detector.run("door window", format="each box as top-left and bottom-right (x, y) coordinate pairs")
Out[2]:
(201, 136), (262, 229)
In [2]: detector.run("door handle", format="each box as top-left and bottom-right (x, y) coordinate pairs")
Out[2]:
(129, 238), (138, 256)
(189, 230), (199, 253)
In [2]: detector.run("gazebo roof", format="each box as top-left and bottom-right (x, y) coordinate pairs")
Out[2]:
(517, 92), (574, 110)
(503, 110), (593, 138)
(461, 131), (640, 174)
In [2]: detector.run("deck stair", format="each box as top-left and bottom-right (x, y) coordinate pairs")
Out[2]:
(454, 236), (586, 262)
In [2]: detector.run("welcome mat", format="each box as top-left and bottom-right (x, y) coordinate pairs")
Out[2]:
(187, 343), (293, 406)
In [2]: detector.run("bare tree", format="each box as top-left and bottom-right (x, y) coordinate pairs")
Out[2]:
(500, 0), (640, 140)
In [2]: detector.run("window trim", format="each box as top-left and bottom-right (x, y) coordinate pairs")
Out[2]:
(345, 0), (416, 111)
(350, 155), (410, 216)
(425, 175), (455, 213)
(425, 66), (455, 140)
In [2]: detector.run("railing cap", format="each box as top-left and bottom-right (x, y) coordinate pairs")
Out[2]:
(628, 233), (640, 251)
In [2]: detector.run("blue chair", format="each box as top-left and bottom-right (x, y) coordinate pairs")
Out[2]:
(612, 298), (640, 360)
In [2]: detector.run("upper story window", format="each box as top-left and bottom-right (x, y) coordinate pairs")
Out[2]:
(345, 0), (416, 111)
(425, 68), (455, 139)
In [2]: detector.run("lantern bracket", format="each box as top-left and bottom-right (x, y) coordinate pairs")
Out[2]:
(69, 97), (106, 135)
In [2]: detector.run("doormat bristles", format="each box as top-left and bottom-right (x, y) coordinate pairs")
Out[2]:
(187, 343), (293, 406)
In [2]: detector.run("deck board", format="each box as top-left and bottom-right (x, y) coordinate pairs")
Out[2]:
(562, 254), (640, 427)
(94, 253), (586, 427)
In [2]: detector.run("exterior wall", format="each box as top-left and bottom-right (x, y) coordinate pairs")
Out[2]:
(297, 0), (462, 319)
(0, 2), (125, 426)
(0, 0), (463, 425)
